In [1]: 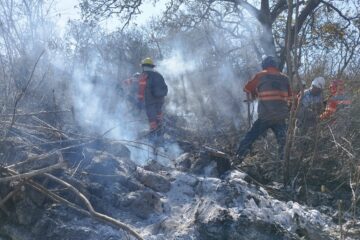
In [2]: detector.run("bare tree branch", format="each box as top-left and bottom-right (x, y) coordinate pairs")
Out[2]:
(218, 0), (261, 18)
(271, 0), (287, 22)
(320, 0), (352, 28)
(279, 0), (322, 69)
(8, 49), (46, 129)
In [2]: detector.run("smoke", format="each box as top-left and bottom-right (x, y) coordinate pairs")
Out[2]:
(154, 30), (253, 134)
(0, 0), (261, 167)
(68, 50), (164, 165)
(0, 1), (163, 166)
(158, 50), (197, 77)
(2, 0), (359, 178)
(60, 29), (188, 167)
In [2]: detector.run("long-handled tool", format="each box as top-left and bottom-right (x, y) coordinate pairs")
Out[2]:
(244, 93), (253, 129)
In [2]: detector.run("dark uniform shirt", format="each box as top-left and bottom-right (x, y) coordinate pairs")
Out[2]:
(138, 69), (168, 106)
(244, 67), (291, 121)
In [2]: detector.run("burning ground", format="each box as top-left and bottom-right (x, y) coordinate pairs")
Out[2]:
(0, 114), (359, 240)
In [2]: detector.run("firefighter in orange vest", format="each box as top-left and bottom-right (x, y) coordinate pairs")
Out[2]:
(122, 72), (141, 106)
(234, 56), (292, 165)
(320, 79), (351, 120)
(137, 57), (168, 144)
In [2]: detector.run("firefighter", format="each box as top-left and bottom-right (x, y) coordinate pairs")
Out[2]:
(320, 79), (352, 137)
(234, 56), (292, 165)
(122, 72), (141, 106)
(292, 77), (325, 176)
(320, 79), (351, 120)
(295, 76), (326, 135)
(137, 57), (168, 144)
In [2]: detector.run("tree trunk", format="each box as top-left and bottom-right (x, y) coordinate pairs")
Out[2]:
(279, 0), (322, 70)
(259, 23), (277, 56)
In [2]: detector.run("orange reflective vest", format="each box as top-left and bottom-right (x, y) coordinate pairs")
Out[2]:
(137, 73), (148, 102)
(244, 67), (292, 120)
(320, 94), (351, 120)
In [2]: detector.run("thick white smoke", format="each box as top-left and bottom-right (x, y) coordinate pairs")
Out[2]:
(154, 32), (252, 134)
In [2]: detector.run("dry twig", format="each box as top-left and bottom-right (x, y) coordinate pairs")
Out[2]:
(1, 151), (144, 240)
(9, 50), (46, 129)
(43, 173), (144, 240)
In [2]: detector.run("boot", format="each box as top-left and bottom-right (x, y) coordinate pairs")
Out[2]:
(148, 126), (165, 147)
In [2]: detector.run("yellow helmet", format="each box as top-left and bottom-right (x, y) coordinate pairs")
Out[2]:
(141, 57), (155, 67)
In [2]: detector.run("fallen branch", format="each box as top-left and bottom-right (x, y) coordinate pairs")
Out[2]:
(17, 137), (95, 149)
(26, 179), (139, 239)
(0, 187), (21, 216)
(43, 173), (144, 240)
(2, 120), (90, 140)
(7, 151), (59, 169)
(31, 116), (70, 139)
(0, 161), (65, 183)
(0, 110), (71, 118)
(2, 153), (144, 240)
(10, 125), (49, 143)
(25, 178), (89, 215)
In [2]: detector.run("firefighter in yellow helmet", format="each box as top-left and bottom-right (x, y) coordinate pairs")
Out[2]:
(137, 57), (168, 145)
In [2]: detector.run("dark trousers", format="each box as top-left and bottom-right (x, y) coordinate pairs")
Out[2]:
(145, 102), (164, 130)
(237, 118), (287, 161)
(145, 102), (164, 145)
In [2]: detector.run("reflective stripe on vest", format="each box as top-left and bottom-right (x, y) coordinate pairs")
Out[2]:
(258, 90), (289, 101)
(337, 100), (351, 105)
